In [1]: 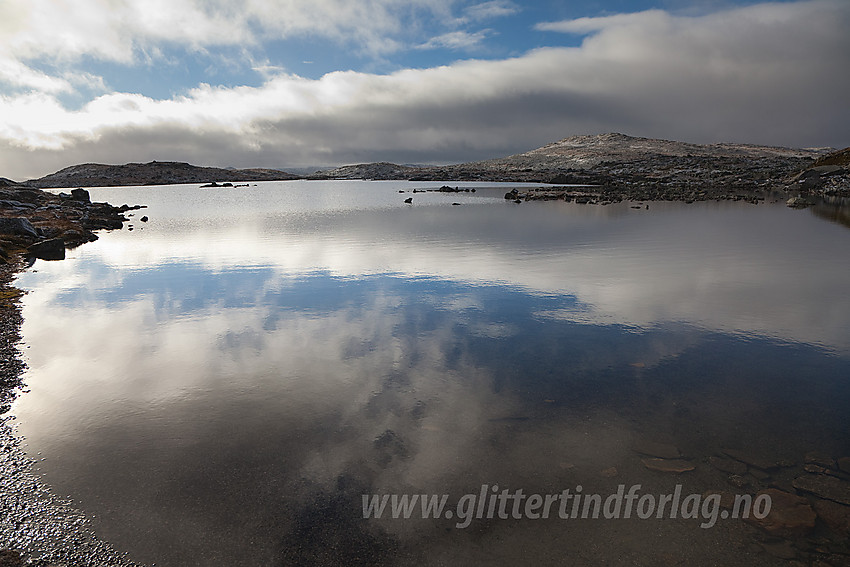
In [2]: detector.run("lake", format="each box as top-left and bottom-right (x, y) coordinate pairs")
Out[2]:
(11, 181), (850, 566)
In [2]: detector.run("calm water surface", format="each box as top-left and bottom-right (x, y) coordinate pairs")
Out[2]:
(11, 181), (850, 566)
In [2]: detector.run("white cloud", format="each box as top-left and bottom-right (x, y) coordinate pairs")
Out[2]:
(417, 29), (491, 50)
(0, 58), (73, 94)
(463, 0), (520, 21)
(0, 0), (457, 64)
(0, 0), (848, 180)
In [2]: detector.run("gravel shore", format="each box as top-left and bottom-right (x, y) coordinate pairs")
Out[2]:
(0, 194), (144, 566)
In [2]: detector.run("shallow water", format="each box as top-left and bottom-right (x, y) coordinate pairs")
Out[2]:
(11, 181), (850, 566)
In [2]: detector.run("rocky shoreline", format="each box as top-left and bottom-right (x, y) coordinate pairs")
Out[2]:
(0, 183), (144, 566)
(309, 134), (849, 206)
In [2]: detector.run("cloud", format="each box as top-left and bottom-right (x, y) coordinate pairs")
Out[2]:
(0, 58), (73, 94)
(416, 29), (491, 50)
(1, 0), (848, 180)
(463, 0), (520, 21)
(0, 0), (461, 63)
(0, 0), (458, 96)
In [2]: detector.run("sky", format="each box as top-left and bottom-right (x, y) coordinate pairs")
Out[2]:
(0, 0), (848, 180)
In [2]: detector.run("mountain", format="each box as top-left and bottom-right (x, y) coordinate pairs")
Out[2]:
(26, 161), (300, 188)
(470, 132), (828, 171)
(309, 162), (420, 180)
(310, 133), (831, 182)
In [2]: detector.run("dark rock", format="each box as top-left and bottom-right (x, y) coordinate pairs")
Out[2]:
(28, 238), (65, 260)
(140, 215), (148, 222)
(403, 197), (412, 204)
(0, 200), (37, 209)
(748, 489), (816, 537)
(70, 188), (91, 202)
(504, 189), (519, 199)
(451, 202), (461, 206)
(813, 498), (850, 536)
(787, 196), (816, 208)
(793, 474), (850, 506)
(0, 217), (38, 239)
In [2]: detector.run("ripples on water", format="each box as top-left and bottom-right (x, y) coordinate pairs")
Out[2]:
(12, 181), (850, 566)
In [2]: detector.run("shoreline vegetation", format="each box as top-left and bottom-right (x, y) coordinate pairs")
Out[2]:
(0, 133), (848, 565)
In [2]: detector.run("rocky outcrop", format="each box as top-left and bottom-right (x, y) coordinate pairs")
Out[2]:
(787, 147), (850, 199)
(0, 184), (136, 261)
(24, 161), (299, 188)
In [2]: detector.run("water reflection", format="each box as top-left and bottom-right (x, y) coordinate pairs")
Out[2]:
(811, 196), (850, 229)
(13, 182), (850, 566)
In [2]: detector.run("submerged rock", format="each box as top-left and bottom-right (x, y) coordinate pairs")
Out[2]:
(793, 474), (850, 506)
(805, 451), (837, 469)
(709, 456), (748, 475)
(813, 498), (850, 536)
(748, 489), (816, 537)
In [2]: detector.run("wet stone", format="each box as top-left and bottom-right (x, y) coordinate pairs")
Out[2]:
(813, 499), (850, 536)
(807, 452), (838, 469)
(794, 475), (850, 506)
(748, 489), (817, 537)
(710, 455), (748, 475)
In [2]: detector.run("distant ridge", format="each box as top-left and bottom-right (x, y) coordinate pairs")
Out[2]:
(473, 132), (829, 171)
(25, 161), (300, 188)
(16, 134), (836, 188)
(311, 133), (831, 181)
